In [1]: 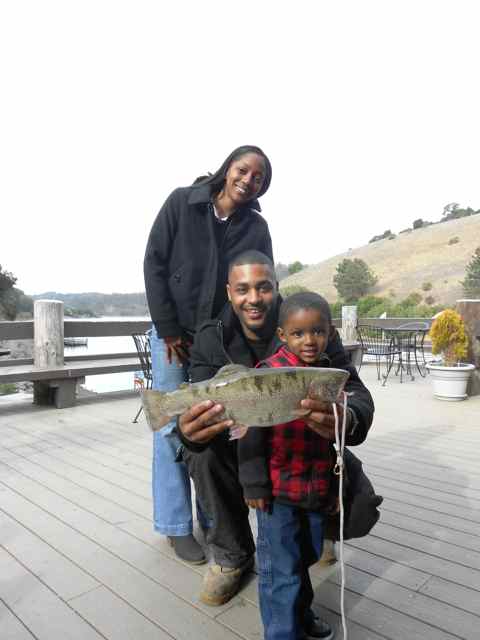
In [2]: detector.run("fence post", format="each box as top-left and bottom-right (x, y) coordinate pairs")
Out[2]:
(341, 305), (358, 342)
(456, 299), (480, 396)
(33, 300), (71, 405)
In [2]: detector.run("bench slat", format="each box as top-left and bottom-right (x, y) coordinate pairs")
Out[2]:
(0, 358), (141, 383)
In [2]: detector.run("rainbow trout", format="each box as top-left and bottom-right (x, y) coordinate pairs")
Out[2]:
(141, 364), (350, 432)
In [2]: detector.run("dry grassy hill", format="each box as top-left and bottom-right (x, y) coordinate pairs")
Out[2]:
(281, 215), (480, 305)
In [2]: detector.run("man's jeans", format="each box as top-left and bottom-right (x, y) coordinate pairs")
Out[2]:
(256, 502), (325, 640)
(150, 328), (193, 536)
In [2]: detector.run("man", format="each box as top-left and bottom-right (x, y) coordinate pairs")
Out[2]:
(177, 250), (375, 608)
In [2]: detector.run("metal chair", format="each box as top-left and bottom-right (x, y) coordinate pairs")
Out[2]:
(396, 321), (430, 377)
(356, 325), (402, 385)
(132, 332), (153, 423)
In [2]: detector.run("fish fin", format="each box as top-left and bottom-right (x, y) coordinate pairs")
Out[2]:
(229, 424), (249, 441)
(213, 364), (250, 380)
(141, 390), (174, 432)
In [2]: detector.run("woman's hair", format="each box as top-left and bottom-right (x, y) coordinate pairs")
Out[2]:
(279, 292), (332, 328)
(193, 145), (272, 199)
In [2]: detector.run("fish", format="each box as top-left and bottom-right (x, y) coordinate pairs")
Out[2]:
(141, 364), (350, 432)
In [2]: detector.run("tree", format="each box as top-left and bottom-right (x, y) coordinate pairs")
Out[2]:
(333, 259), (377, 303)
(462, 247), (480, 297)
(287, 261), (305, 275)
(0, 265), (17, 291)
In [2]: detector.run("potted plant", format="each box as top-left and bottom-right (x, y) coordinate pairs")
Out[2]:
(426, 309), (475, 400)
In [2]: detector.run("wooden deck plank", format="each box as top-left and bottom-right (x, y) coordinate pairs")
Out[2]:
(360, 449), (480, 492)
(0, 482), (246, 640)
(0, 548), (106, 640)
(368, 472), (480, 511)
(0, 601), (36, 640)
(314, 581), (460, 640)
(0, 456), (140, 525)
(419, 575), (480, 616)
(377, 508), (480, 552)
(311, 545), (432, 591)
(371, 522), (480, 569)
(373, 498), (480, 537)
(2, 371), (480, 640)
(327, 564), (480, 640)
(27, 447), (151, 499)
(363, 440), (480, 478)
(347, 534), (480, 590)
(0, 474), (237, 617)
(371, 481), (480, 523)
(69, 586), (172, 640)
(0, 509), (99, 600)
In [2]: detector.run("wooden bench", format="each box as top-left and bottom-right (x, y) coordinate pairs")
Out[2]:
(0, 352), (141, 408)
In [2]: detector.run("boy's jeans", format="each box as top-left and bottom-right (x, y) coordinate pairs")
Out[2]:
(150, 327), (193, 535)
(256, 502), (325, 640)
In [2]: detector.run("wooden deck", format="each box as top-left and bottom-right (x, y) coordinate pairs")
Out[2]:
(1, 365), (479, 640)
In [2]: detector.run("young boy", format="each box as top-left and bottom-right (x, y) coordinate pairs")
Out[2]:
(238, 292), (343, 640)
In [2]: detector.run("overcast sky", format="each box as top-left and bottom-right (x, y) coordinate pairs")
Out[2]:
(1, 1), (479, 295)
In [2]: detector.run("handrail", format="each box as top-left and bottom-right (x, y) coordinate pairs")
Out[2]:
(0, 317), (431, 341)
(0, 319), (151, 340)
(0, 351), (143, 368)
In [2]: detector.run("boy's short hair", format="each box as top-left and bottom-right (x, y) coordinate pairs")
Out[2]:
(279, 292), (332, 327)
(228, 250), (275, 278)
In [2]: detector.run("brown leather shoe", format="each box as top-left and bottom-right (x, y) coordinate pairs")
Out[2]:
(199, 558), (254, 606)
(168, 534), (206, 565)
(318, 539), (337, 565)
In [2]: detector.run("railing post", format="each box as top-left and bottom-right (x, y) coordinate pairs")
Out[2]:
(341, 305), (358, 342)
(34, 300), (64, 368)
(33, 300), (66, 405)
(456, 299), (480, 396)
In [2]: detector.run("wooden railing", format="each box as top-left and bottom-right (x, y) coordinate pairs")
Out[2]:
(0, 319), (151, 341)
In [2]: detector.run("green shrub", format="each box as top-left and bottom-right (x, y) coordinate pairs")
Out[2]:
(425, 295), (435, 305)
(0, 383), (17, 396)
(401, 292), (422, 307)
(357, 296), (387, 316)
(421, 282), (432, 291)
(448, 236), (459, 245)
(280, 285), (309, 298)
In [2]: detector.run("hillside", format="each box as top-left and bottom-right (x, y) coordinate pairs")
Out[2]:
(281, 215), (480, 305)
(31, 292), (148, 317)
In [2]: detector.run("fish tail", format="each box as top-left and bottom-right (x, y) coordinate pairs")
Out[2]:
(141, 389), (174, 432)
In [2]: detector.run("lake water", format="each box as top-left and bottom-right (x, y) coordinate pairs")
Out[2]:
(64, 316), (150, 394)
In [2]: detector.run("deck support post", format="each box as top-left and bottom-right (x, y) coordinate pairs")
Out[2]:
(456, 299), (480, 396)
(33, 300), (76, 407)
(341, 305), (358, 342)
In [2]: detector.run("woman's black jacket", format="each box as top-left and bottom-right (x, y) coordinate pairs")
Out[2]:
(144, 184), (273, 338)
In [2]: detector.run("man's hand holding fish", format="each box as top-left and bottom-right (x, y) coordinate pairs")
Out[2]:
(178, 400), (233, 443)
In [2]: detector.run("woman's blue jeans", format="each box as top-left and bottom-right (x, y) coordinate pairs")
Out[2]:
(256, 502), (325, 640)
(150, 327), (193, 536)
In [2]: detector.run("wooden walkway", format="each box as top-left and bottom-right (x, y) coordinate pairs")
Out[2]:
(1, 365), (479, 640)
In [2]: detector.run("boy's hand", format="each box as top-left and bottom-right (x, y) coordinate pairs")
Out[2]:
(300, 398), (349, 440)
(245, 497), (271, 512)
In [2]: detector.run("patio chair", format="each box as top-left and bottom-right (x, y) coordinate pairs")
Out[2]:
(132, 332), (153, 423)
(356, 325), (402, 385)
(396, 321), (430, 376)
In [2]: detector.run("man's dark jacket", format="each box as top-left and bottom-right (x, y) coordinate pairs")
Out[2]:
(144, 184), (273, 338)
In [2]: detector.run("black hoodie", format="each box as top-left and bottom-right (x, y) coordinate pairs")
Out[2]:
(144, 184), (273, 338)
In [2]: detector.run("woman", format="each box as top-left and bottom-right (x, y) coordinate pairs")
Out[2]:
(144, 145), (273, 563)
